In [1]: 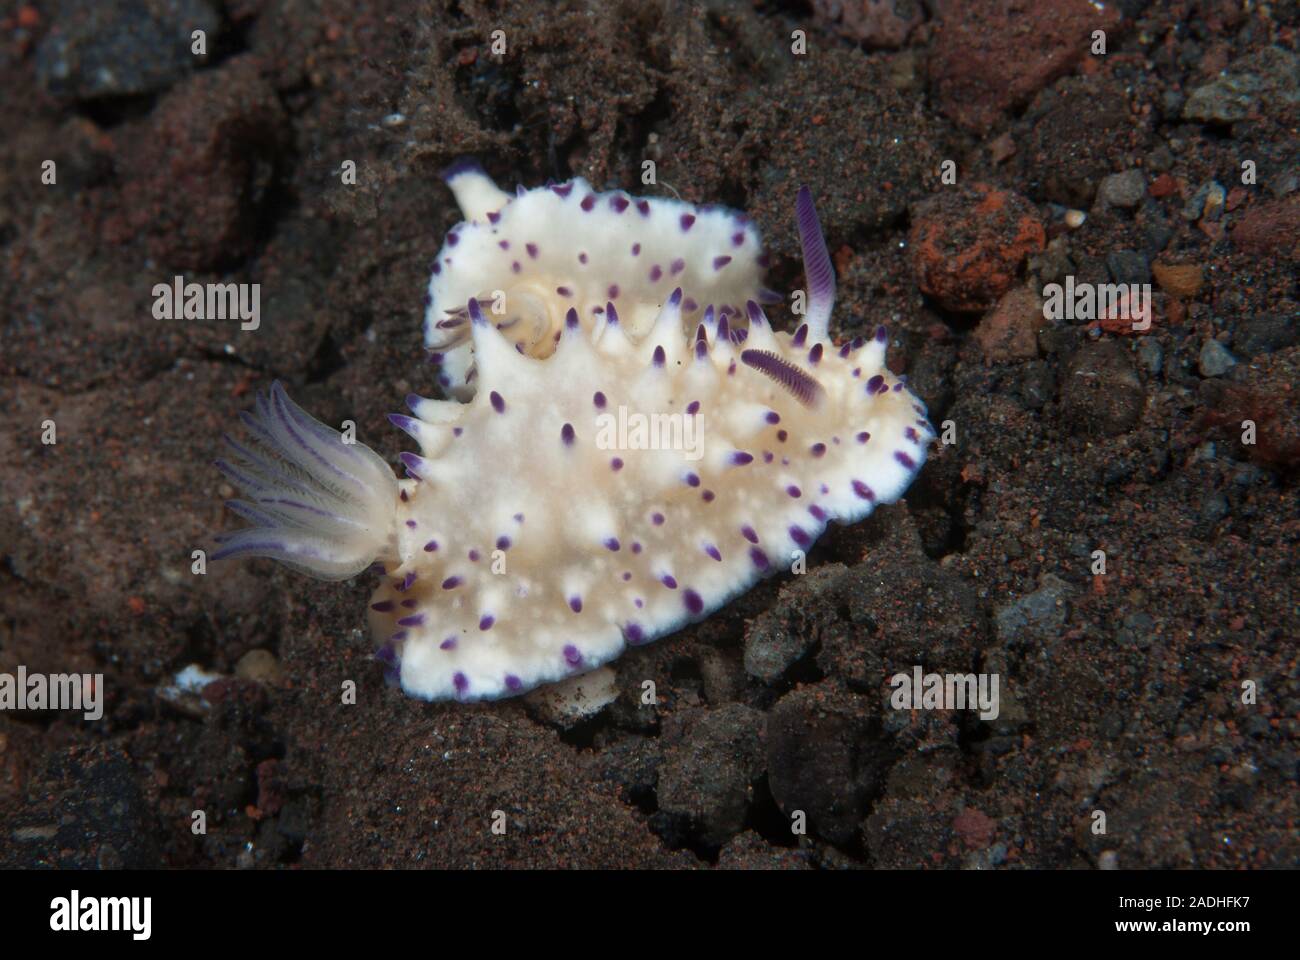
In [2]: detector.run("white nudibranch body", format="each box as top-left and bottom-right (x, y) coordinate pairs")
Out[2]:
(213, 174), (935, 702)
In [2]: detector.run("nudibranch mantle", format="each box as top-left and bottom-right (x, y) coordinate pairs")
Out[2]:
(423, 162), (777, 400)
(213, 181), (934, 702)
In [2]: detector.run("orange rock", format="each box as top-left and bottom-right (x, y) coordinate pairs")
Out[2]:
(910, 183), (1045, 312)
(1152, 261), (1204, 298)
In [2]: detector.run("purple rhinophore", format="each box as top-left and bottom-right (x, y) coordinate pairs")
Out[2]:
(742, 350), (825, 408)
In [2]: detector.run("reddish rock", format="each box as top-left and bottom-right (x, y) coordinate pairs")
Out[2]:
(972, 286), (1044, 362)
(1232, 195), (1300, 261)
(812, 0), (925, 49)
(929, 0), (1122, 131)
(109, 56), (287, 270)
(910, 183), (1046, 312)
(953, 807), (996, 849)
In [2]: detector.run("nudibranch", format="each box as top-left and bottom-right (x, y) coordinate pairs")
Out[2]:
(212, 181), (935, 702)
(423, 161), (779, 399)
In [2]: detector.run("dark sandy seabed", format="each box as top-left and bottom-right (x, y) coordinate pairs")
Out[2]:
(0, 0), (1296, 870)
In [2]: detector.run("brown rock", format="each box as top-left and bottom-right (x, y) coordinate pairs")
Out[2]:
(812, 0), (925, 49)
(972, 286), (1044, 362)
(910, 183), (1046, 312)
(1060, 340), (1146, 436)
(1232, 195), (1300, 261)
(110, 56), (287, 270)
(953, 807), (996, 849)
(1152, 260), (1205, 299)
(929, 0), (1122, 132)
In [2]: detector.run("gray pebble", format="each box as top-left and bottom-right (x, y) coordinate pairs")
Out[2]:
(1198, 339), (1237, 377)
